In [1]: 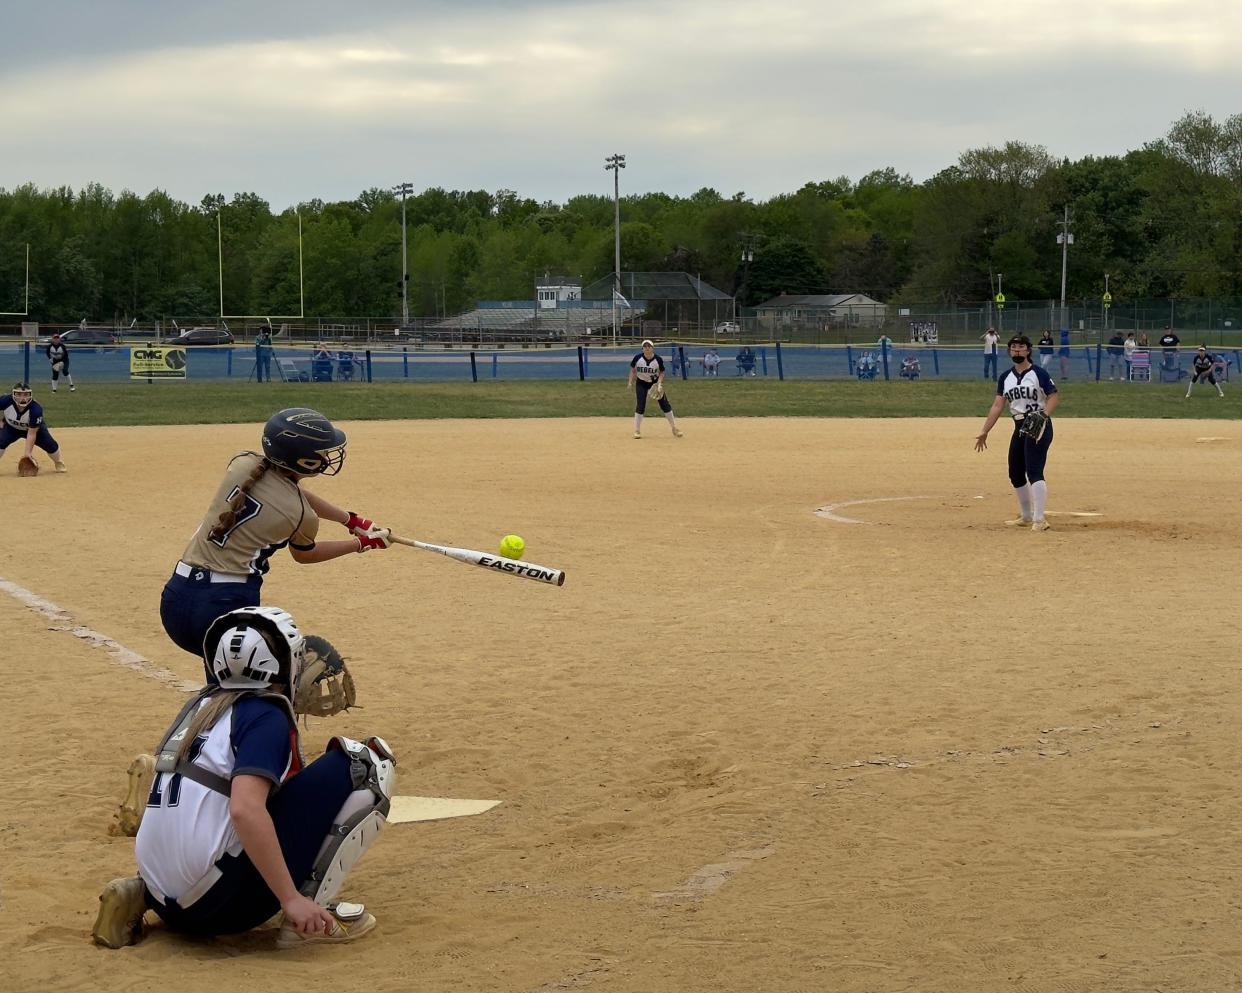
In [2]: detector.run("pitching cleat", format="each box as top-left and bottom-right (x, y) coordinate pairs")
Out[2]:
(91, 876), (148, 948)
(109, 753), (155, 837)
(1004, 517), (1032, 527)
(632, 431), (641, 440)
(276, 902), (377, 949)
(672, 428), (684, 438)
(1031, 519), (1052, 532)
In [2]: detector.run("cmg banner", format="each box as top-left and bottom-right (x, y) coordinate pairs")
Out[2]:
(129, 346), (188, 380)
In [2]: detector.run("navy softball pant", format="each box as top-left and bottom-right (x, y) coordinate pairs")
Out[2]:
(1007, 419), (1053, 487)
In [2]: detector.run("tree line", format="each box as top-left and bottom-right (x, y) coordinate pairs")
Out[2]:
(1, 112), (1240, 324)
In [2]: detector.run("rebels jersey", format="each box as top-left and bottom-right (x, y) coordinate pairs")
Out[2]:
(181, 452), (319, 576)
(136, 696), (296, 902)
(1193, 352), (1214, 374)
(997, 364), (1057, 418)
(631, 352), (665, 383)
(0, 395), (43, 432)
(46, 343), (70, 366)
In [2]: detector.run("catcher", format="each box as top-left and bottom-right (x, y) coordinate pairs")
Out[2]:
(109, 631), (357, 838)
(93, 605), (393, 949)
(974, 334), (1059, 532)
(0, 382), (67, 475)
(626, 339), (683, 440)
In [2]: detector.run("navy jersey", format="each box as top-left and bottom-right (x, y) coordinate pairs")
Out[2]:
(996, 365), (1057, 417)
(46, 342), (70, 366)
(631, 352), (665, 383)
(1193, 352), (1214, 374)
(1, 395), (44, 432)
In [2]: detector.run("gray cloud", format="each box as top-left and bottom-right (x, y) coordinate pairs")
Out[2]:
(2, 0), (1239, 207)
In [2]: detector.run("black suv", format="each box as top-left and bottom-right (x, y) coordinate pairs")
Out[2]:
(169, 327), (235, 346)
(37, 328), (121, 346)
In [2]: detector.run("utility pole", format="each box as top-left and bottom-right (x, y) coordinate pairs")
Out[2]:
(605, 153), (626, 345)
(393, 181), (414, 325)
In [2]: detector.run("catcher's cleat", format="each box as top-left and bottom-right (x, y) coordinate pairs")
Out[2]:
(1031, 519), (1052, 532)
(276, 902), (376, 949)
(110, 753), (156, 837)
(1004, 517), (1032, 527)
(91, 876), (148, 948)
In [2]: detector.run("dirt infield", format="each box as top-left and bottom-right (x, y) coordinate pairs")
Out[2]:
(3, 417), (1240, 993)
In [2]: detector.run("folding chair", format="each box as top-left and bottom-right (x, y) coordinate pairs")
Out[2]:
(1128, 350), (1152, 382)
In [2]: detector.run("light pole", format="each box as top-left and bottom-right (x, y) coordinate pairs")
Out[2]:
(1057, 206), (1074, 335)
(605, 153), (625, 345)
(393, 181), (414, 325)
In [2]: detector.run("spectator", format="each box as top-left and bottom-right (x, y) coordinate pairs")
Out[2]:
(1037, 331), (1055, 368)
(736, 346), (757, 377)
(899, 354), (921, 379)
(1058, 330), (1072, 380)
(1213, 351), (1230, 381)
(982, 326), (1000, 379)
(1138, 332), (1150, 348)
(1158, 326), (1181, 378)
(702, 349), (720, 377)
(877, 333), (893, 351)
(312, 343), (334, 383)
(254, 327), (274, 383)
(336, 349), (356, 381)
(1106, 330), (1125, 380)
(1123, 331), (1138, 381)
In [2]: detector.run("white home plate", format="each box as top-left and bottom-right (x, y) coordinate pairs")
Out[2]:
(388, 795), (501, 824)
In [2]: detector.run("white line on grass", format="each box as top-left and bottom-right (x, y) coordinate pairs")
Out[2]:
(0, 577), (199, 692)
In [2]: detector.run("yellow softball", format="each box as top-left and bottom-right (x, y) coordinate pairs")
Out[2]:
(499, 534), (526, 559)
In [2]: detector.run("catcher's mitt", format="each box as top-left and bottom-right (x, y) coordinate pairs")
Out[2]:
(1018, 410), (1048, 442)
(650, 379), (665, 401)
(17, 455), (39, 477)
(295, 634), (356, 717)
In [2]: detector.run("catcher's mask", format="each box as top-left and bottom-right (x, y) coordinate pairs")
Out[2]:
(10, 382), (33, 407)
(262, 407), (348, 476)
(204, 606), (305, 696)
(1008, 336), (1033, 361)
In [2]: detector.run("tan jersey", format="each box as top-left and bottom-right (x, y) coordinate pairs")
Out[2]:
(181, 453), (319, 576)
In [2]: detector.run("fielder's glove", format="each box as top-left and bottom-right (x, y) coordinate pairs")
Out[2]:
(650, 380), (665, 401)
(52, 361), (64, 373)
(1018, 410), (1048, 441)
(295, 635), (357, 717)
(17, 455), (39, 477)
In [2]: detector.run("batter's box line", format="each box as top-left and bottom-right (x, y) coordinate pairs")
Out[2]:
(0, 577), (198, 693)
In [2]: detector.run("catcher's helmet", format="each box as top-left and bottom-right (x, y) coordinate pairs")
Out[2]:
(205, 606), (305, 694)
(261, 407), (347, 476)
(11, 382), (33, 406)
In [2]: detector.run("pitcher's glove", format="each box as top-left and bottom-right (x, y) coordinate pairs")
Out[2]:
(650, 380), (665, 401)
(17, 455), (39, 477)
(1018, 410), (1048, 441)
(295, 635), (357, 717)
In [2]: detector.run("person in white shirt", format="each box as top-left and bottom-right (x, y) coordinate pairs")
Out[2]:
(981, 327), (1000, 379)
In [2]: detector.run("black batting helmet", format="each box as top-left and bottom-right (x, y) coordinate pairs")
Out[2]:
(261, 407), (347, 476)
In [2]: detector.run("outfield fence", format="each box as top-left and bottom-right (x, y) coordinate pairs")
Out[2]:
(0, 340), (1233, 386)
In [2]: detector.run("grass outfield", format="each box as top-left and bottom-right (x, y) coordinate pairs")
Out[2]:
(32, 378), (1240, 427)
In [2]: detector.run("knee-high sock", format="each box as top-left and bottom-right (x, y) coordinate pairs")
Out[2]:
(1031, 480), (1048, 521)
(1014, 483), (1032, 520)
(634, 413), (643, 432)
(664, 410), (678, 431)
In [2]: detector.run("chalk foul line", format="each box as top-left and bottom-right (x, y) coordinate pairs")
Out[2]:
(814, 495), (933, 524)
(0, 577), (199, 692)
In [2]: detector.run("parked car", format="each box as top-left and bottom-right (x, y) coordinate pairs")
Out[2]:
(714, 322), (742, 336)
(168, 327), (235, 346)
(36, 327), (121, 346)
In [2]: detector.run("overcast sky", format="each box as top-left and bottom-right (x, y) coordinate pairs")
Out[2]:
(2, 0), (1239, 209)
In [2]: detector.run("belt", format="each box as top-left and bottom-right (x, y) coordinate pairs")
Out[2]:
(144, 863), (223, 910)
(175, 561), (249, 584)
